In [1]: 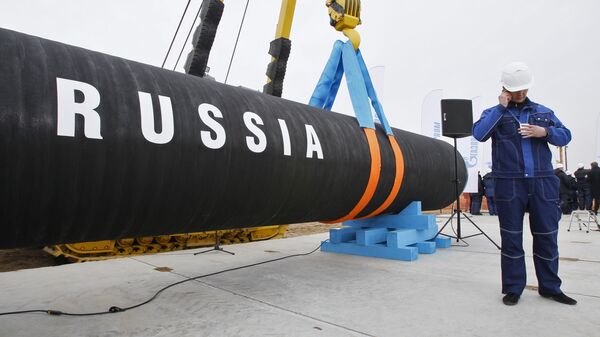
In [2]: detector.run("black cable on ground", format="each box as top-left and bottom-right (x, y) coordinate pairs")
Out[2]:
(161, 0), (193, 68)
(224, 0), (250, 84)
(0, 240), (327, 317)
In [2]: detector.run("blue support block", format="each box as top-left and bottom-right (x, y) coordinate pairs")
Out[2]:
(356, 228), (389, 246)
(321, 201), (451, 261)
(415, 241), (436, 254)
(321, 241), (418, 261)
(343, 202), (436, 231)
(386, 227), (438, 248)
(399, 201), (422, 215)
(386, 229), (419, 248)
(345, 214), (435, 230)
(329, 227), (358, 244)
(433, 236), (451, 248)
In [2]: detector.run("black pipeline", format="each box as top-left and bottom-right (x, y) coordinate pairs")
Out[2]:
(0, 28), (467, 249)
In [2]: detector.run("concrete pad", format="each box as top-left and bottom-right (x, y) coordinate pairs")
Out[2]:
(1, 215), (600, 337)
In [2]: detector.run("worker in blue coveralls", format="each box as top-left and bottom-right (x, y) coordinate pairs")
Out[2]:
(473, 62), (577, 306)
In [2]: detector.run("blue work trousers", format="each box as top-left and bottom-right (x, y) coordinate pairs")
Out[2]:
(495, 177), (562, 296)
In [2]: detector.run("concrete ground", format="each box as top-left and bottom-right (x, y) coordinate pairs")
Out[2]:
(1, 214), (600, 337)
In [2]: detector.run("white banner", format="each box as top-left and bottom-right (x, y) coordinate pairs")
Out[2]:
(420, 89), (444, 139)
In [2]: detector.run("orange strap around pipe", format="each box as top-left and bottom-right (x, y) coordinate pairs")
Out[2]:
(363, 135), (405, 218)
(325, 128), (381, 223)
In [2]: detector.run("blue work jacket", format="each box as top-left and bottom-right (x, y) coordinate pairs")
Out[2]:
(473, 98), (571, 178)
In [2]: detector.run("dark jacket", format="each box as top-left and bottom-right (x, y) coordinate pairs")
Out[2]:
(574, 168), (591, 188)
(555, 169), (576, 197)
(589, 166), (600, 197)
(473, 99), (571, 178)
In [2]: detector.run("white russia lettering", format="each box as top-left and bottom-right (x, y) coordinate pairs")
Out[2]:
(55, 78), (323, 159)
(139, 92), (174, 144)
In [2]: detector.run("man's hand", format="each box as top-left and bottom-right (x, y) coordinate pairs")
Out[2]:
(519, 124), (548, 138)
(499, 90), (512, 107)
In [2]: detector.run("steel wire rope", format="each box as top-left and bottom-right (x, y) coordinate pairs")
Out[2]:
(172, 0), (204, 71)
(161, 0), (193, 68)
(224, 0), (250, 84)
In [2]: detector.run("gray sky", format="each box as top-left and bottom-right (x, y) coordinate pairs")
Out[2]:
(1, 0), (600, 169)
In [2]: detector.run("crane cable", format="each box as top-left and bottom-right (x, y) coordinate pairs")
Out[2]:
(224, 0), (250, 84)
(172, 1), (205, 71)
(161, 0), (193, 68)
(163, 0), (250, 79)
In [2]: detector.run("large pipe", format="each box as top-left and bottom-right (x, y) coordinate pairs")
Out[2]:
(0, 28), (467, 249)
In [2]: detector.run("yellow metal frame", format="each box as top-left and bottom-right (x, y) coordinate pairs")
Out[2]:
(275, 0), (297, 39)
(265, 0), (297, 87)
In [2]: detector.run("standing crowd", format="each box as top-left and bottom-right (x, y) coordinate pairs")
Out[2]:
(554, 162), (600, 214)
(470, 161), (600, 216)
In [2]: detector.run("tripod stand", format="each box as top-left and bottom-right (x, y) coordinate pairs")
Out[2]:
(435, 138), (500, 249)
(194, 231), (235, 255)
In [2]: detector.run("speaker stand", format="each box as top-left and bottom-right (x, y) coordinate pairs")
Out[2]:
(435, 138), (500, 249)
(194, 231), (235, 256)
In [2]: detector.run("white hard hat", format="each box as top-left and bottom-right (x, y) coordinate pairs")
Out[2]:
(578, 163), (584, 169)
(501, 62), (534, 92)
(566, 170), (572, 175)
(556, 163), (564, 169)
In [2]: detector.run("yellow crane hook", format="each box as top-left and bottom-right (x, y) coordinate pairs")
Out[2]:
(326, 0), (362, 50)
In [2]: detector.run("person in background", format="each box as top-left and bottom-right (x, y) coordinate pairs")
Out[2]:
(469, 171), (484, 215)
(555, 164), (571, 214)
(482, 168), (496, 215)
(565, 170), (579, 213)
(588, 162), (600, 214)
(473, 61), (576, 306)
(574, 163), (592, 210)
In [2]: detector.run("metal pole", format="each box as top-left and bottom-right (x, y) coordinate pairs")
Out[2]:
(454, 137), (461, 241)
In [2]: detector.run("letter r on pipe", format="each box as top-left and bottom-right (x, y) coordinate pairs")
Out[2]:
(56, 77), (103, 139)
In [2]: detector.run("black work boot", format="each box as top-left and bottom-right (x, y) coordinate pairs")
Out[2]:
(540, 292), (577, 305)
(502, 293), (520, 306)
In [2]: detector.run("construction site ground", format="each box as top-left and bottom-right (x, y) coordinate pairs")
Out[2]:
(1, 215), (599, 336)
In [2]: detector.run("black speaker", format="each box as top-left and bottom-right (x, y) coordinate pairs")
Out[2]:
(441, 99), (473, 138)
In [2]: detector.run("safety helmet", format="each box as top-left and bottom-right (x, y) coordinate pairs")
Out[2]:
(500, 62), (534, 92)
(556, 163), (564, 170)
(578, 163), (585, 169)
